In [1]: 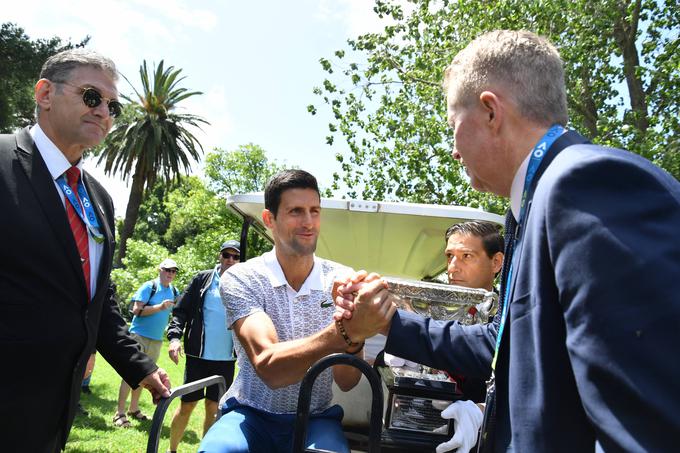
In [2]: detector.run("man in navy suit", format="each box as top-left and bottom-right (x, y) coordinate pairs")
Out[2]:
(0, 49), (171, 452)
(335, 30), (680, 452)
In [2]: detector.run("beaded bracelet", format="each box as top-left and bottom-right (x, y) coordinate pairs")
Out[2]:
(345, 341), (365, 355)
(336, 319), (359, 348)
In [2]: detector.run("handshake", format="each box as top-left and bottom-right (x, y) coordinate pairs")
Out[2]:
(331, 270), (398, 344)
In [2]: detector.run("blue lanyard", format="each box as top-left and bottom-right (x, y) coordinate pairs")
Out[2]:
(56, 173), (104, 244)
(491, 124), (566, 370)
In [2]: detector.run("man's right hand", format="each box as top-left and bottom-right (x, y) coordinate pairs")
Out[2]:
(341, 278), (397, 340)
(168, 339), (183, 365)
(333, 270), (383, 321)
(161, 299), (175, 310)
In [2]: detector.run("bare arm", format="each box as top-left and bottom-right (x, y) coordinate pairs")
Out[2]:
(132, 299), (173, 317)
(232, 311), (350, 389)
(332, 347), (364, 392)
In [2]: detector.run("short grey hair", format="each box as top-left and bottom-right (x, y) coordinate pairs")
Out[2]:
(444, 30), (568, 127)
(40, 48), (118, 84)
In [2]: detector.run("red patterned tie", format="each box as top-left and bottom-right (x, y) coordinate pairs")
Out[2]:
(65, 166), (91, 300)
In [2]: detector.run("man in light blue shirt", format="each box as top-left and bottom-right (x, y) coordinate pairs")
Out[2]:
(113, 258), (178, 427)
(166, 241), (240, 452)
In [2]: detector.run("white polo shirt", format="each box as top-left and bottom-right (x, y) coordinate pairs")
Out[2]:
(220, 249), (352, 414)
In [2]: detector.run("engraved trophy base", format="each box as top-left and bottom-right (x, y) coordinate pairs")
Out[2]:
(377, 357), (459, 449)
(375, 278), (498, 450)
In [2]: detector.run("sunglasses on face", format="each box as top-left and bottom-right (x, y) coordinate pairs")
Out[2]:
(57, 81), (123, 118)
(162, 268), (178, 274)
(221, 252), (240, 260)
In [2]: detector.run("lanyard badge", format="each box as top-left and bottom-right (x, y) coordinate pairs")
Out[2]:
(57, 174), (105, 244)
(491, 124), (566, 370)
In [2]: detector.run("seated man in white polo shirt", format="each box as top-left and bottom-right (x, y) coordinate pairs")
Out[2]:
(199, 169), (395, 453)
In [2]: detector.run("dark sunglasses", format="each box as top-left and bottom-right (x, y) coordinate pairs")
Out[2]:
(162, 268), (178, 274)
(222, 251), (240, 260)
(58, 81), (123, 118)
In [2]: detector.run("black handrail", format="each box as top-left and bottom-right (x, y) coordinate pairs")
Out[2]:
(292, 354), (383, 453)
(146, 375), (227, 453)
(238, 216), (253, 262)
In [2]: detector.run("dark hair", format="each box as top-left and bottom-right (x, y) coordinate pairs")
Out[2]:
(264, 169), (320, 216)
(445, 221), (504, 258)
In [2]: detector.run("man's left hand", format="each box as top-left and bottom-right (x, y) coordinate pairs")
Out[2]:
(139, 368), (171, 404)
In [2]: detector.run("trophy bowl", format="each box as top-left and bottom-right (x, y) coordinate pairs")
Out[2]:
(383, 276), (498, 323)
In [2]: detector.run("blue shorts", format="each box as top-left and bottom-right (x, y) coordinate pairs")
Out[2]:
(198, 398), (350, 453)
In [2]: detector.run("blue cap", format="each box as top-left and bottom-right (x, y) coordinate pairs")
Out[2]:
(220, 240), (240, 253)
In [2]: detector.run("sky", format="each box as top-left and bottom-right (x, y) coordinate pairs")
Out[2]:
(5, 0), (397, 216)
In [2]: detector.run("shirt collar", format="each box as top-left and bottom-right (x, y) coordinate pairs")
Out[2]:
(30, 124), (83, 181)
(262, 248), (323, 296)
(509, 151), (532, 221)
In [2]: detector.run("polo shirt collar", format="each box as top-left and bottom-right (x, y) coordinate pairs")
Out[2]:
(262, 248), (323, 296)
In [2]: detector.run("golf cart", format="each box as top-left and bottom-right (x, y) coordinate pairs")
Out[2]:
(147, 194), (502, 453)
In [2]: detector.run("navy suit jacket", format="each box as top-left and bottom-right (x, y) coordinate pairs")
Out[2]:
(0, 128), (157, 451)
(385, 132), (680, 452)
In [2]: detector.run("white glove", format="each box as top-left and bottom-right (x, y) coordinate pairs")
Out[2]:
(383, 353), (420, 369)
(383, 352), (405, 367)
(435, 400), (484, 453)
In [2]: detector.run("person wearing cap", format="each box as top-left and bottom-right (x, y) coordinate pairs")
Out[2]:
(113, 258), (179, 427)
(165, 241), (240, 452)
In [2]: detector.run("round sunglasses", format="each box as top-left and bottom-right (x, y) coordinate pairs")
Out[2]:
(57, 81), (123, 118)
(221, 251), (240, 260)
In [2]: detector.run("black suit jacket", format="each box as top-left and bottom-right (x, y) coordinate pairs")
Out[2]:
(385, 133), (680, 452)
(0, 128), (157, 452)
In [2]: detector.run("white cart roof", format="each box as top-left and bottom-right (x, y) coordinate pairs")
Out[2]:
(227, 193), (504, 280)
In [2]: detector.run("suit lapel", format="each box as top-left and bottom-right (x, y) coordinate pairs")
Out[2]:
(502, 130), (591, 342)
(14, 128), (88, 302)
(83, 172), (114, 303)
(513, 130), (590, 245)
(528, 130), (590, 197)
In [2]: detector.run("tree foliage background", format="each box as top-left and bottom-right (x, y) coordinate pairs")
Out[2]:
(97, 60), (209, 266)
(311, 0), (679, 213)
(111, 145), (280, 315)
(0, 22), (88, 133)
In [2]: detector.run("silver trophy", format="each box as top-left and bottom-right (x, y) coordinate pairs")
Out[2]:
(378, 277), (497, 443)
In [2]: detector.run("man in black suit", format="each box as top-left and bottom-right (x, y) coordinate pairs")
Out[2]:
(335, 30), (680, 452)
(0, 48), (171, 452)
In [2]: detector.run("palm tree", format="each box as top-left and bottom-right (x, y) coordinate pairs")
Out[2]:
(99, 60), (208, 266)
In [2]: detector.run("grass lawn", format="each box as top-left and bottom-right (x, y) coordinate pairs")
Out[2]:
(67, 339), (224, 453)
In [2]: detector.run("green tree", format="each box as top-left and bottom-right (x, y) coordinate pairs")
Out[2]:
(97, 60), (208, 266)
(311, 0), (679, 212)
(127, 179), (172, 247)
(0, 22), (88, 132)
(162, 176), (240, 251)
(112, 145), (282, 306)
(110, 239), (173, 318)
(204, 143), (284, 197)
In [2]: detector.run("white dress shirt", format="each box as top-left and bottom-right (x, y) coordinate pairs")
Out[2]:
(30, 124), (104, 299)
